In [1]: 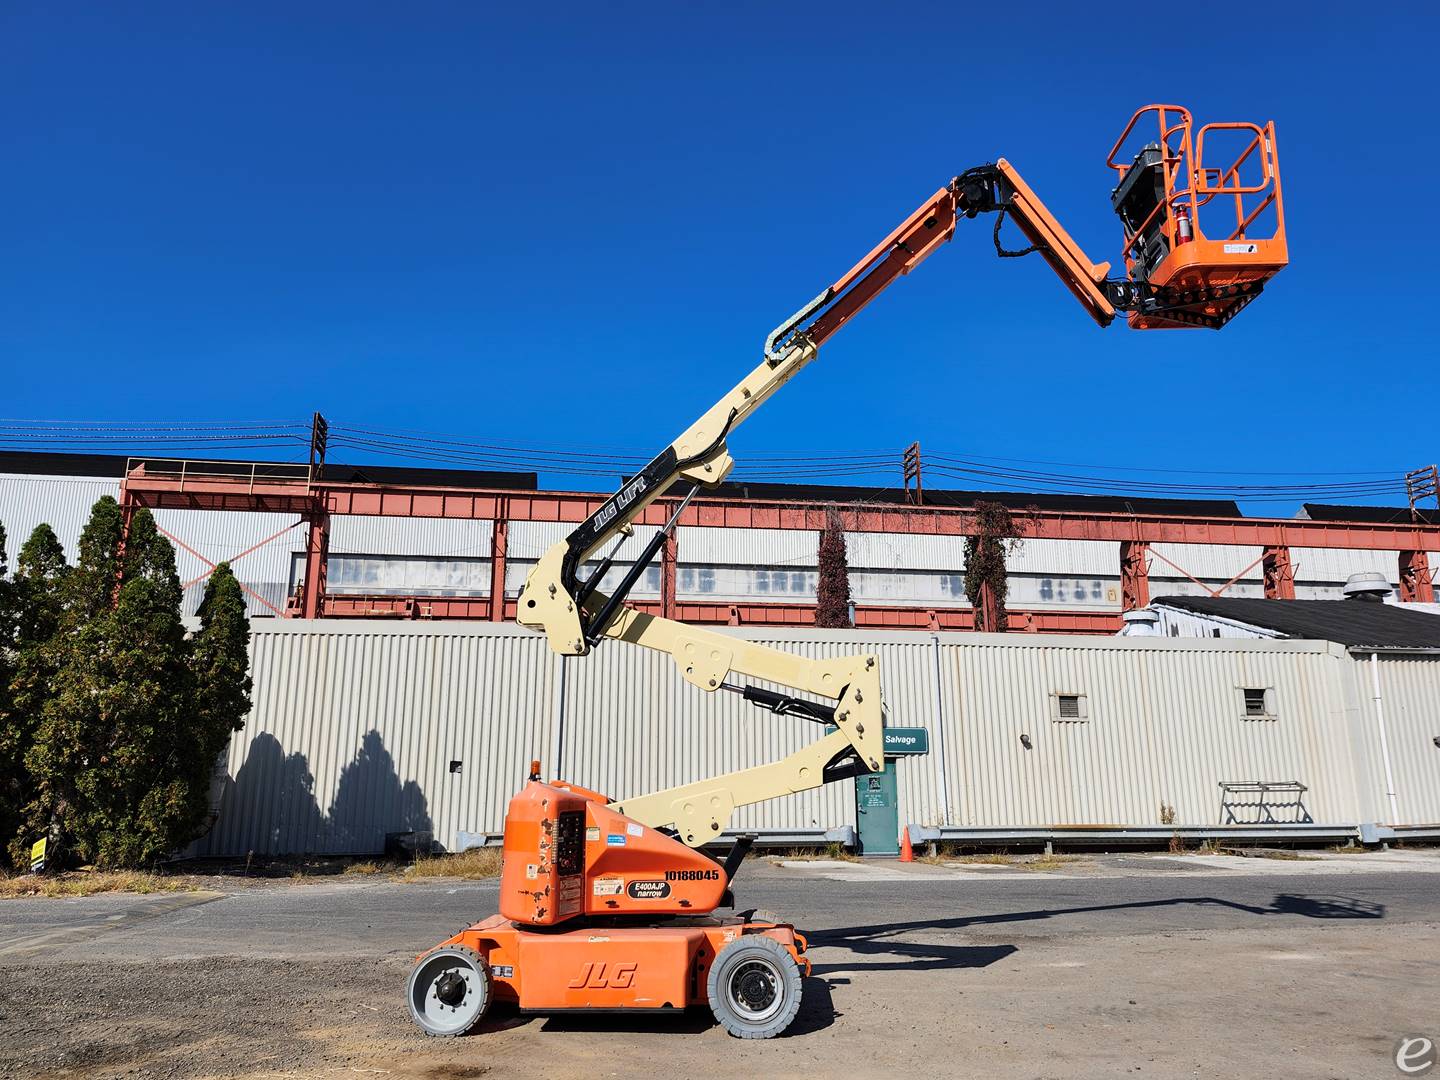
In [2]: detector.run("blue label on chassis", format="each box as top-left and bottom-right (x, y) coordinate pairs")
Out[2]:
(606, 833), (626, 846)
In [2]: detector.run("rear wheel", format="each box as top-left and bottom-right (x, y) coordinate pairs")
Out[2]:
(706, 935), (803, 1039)
(407, 945), (491, 1037)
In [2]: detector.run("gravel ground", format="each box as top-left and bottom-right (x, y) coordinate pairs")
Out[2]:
(0, 956), (451, 1079)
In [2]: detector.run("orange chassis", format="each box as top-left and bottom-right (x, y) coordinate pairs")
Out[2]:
(423, 914), (810, 1014)
(408, 778), (813, 1036)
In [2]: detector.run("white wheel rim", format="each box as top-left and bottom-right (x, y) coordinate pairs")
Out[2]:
(409, 951), (485, 1035)
(726, 956), (785, 1023)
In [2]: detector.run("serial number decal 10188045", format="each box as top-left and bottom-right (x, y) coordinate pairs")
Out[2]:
(664, 869), (721, 882)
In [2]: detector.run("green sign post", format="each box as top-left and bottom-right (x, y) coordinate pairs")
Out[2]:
(883, 727), (929, 756)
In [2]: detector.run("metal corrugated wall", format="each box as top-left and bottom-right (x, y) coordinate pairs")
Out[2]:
(191, 622), (1435, 855)
(152, 507), (304, 614)
(679, 526), (818, 567)
(939, 636), (1371, 827)
(331, 515), (493, 557)
(0, 472), (119, 559)
(1353, 654), (1440, 825)
(0, 472), (308, 617)
(196, 623), (559, 856)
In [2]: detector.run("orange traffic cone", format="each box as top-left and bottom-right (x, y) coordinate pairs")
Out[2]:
(898, 827), (914, 863)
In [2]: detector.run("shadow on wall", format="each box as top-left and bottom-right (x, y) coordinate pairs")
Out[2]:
(329, 730), (432, 853)
(218, 729), (432, 855)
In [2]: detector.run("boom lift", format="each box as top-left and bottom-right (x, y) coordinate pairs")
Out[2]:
(406, 105), (1287, 1039)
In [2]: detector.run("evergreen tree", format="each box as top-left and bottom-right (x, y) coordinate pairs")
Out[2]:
(815, 508), (853, 628)
(64, 495), (124, 623)
(14, 524), (68, 647)
(185, 563), (252, 835)
(0, 520), (9, 652)
(2, 524), (70, 867)
(0, 522), (14, 859)
(26, 503), (196, 867)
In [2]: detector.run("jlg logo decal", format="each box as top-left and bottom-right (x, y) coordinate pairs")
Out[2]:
(568, 961), (636, 989)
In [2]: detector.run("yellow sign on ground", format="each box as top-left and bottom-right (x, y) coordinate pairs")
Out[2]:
(29, 837), (46, 873)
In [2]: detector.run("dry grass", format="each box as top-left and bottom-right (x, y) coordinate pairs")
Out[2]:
(406, 847), (505, 880)
(769, 842), (860, 863)
(920, 851), (1079, 872)
(341, 860), (388, 876)
(1024, 853), (1080, 872)
(0, 870), (197, 899)
(920, 851), (1014, 866)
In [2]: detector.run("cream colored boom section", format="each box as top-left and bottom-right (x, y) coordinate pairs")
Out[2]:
(515, 335), (885, 846)
(597, 602), (884, 845)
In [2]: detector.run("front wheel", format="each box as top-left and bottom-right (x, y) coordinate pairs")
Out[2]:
(706, 935), (803, 1039)
(407, 945), (491, 1037)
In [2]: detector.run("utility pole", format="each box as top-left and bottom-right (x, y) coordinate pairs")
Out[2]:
(903, 442), (924, 505)
(308, 412), (329, 485)
(1406, 465), (1438, 522)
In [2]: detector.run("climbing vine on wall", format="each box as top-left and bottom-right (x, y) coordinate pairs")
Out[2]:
(815, 507), (853, 628)
(963, 502), (1028, 632)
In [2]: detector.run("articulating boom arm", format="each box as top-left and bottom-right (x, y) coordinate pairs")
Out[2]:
(516, 159), (1121, 845)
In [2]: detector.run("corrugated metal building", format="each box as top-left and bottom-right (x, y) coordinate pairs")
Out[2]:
(193, 621), (1440, 856)
(1138, 594), (1440, 830)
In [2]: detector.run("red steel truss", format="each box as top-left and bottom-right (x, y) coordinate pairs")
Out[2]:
(120, 464), (1440, 631)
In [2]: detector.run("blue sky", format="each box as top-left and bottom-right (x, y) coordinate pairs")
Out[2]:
(3, 3), (1436, 512)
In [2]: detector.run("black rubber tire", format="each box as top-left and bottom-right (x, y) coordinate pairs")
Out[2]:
(407, 944), (491, 1037)
(706, 935), (803, 1039)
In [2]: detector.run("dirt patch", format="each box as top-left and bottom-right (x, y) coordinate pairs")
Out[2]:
(0, 955), (525, 1079)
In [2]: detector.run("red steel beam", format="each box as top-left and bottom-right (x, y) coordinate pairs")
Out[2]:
(488, 505), (509, 622)
(119, 472), (1440, 552)
(661, 519), (678, 620)
(1120, 540), (1150, 610)
(1263, 545), (1296, 600)
(300, 508), (329, 619)
(1399, 550), (1436, 604)
(309, 595), (1122, 634)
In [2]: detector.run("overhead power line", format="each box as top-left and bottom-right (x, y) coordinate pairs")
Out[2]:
(0, 417), (1418, 504)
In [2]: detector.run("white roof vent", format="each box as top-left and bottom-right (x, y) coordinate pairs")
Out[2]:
(1342, 571), (1392, 602)
(1119, 608), (1160, 636)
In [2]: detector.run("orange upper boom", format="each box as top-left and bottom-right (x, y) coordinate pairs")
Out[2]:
(763, 105), (1286, 356)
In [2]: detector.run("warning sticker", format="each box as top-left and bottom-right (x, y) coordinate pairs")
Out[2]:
(606, 833), (626, 846)
(593, 877), (623, 896)
(626, 822), (643, 837)
(1224, 242), (1258, 254)
(559, 877), (582, 915)
(585, 826), (600, 842)
(491, 964), (514, 979)
(525, 863), (538, 880)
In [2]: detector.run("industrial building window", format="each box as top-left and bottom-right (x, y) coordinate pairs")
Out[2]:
(1051, 692), (1088, 722)
(1241, 688), (1274, 719)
